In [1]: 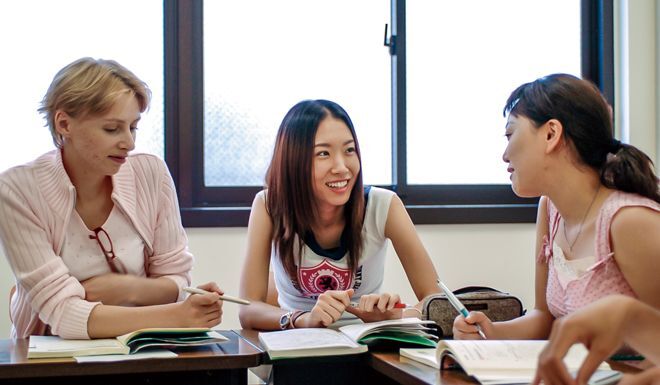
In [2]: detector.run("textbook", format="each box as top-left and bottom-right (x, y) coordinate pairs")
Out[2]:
(28, 328), (228, 359)
(400, 347), (440, 369)
(429, 340), (620, 385)
(258, 317), (437, 360)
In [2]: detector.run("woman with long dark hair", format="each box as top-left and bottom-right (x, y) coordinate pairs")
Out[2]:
(239, 99), (440, 330)
(454, 74), (660, 340)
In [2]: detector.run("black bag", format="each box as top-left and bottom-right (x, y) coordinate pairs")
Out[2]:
(422, 286), (524, 338)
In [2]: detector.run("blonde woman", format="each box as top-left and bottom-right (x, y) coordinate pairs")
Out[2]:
(0, 58), (223, 339)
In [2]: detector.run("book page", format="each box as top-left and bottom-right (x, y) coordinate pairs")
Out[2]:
(28, 336), (128, 358)
(442, 340), (545, 371)
(258, 328), (361, 351)
(439, 340), (610, 378)
(400, 348), (439, 369)
(29, 336), (124, 352)
(75, 350), (177, 363)
(338, 317), (434, 341)
(116, 327), (214, 345)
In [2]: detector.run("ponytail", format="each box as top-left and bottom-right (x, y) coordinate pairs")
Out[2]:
(601, 142), (660, 203)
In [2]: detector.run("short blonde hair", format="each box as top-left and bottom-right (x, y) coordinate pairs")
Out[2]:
(38, 57), (152, 148)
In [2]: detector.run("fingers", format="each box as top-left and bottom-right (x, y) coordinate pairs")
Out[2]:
(346, 293), (404, 323)
(190, 290), (221, 305)
(310, 290), (353, 327)
(313, 303), (341, 327)
(541, 321), (585, 385)
(203, 302), (223, 327)
(356, 293), (400, 312)
(453, 312), (489, 340)
(575, 345), (614, 385)
(326, 289), (352, 306)
(463, 311), (487, 325)
(542, 317), (614, 385)
(197, 281), (224, 295)
(372, 293), (399, 312)
(536, 350), (576, 385)
(185, 294), (223, 327)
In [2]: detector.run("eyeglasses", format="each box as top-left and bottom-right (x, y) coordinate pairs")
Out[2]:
(89, 227), (128, 274)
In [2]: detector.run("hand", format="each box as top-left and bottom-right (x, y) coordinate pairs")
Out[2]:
(299, 289), (353, 328)
(452, 311), (492, 340)
(618, 367), (660, 385)
(196, 281), (225, 296)
(345, 292), (403, 323)
(532, 295), (633, 385)
(178, 282), (224, 328)
(81, 273), (137, 305)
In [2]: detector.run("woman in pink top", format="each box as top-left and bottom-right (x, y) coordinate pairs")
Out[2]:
(454, 74), (660, 340)
(0, 58), (223, 339)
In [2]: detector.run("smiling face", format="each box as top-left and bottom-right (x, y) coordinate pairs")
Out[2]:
(311, 116), (361, 211)
(57, 91), (141, 179)
(502, 113), (548, 197)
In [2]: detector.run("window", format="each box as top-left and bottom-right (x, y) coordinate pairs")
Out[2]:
(0, 1), (614, 228)
(0, 0), (164, 173)
(202, 1), (391, 187)
(167, 1), (610, 226)
(406, 1), (581, 185)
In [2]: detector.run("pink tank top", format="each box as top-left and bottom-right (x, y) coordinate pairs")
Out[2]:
(540, 190), (660, 318)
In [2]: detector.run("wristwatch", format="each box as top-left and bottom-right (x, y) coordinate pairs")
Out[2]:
(279, 311), (293, 330)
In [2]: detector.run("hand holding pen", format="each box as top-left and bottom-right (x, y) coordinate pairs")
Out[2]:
(349, 292), (404, 311)
(345, 292), (411, 322)
(438, 280), (487, 339)
(183, 287), (251, 305)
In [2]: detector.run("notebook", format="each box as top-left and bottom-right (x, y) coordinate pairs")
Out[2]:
(28, 328), (227, 359)
(399, 340), (621, 385)
(259, 317), (437, 360)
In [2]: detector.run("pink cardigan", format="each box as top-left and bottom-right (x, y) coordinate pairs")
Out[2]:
(0, 150), (193, 339)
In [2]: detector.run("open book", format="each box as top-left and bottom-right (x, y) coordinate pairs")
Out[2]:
(422, 340), (621, 385)
(258, 317), (437, 360)
(28, 328), (228, 359)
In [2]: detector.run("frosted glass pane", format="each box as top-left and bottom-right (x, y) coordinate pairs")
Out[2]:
(407, 0), (580, 184)
(0, 0), (164, 173)
(204, 0), (391, 186)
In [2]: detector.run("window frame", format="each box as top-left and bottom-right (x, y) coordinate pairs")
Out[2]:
(164, 0), (614, 227)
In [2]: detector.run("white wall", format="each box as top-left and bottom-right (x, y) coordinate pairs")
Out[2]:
(184, 224), (537, 332)
(0, 1), (657, 337)
(0, 224), (536, 337)
(617, 0), (659, 164)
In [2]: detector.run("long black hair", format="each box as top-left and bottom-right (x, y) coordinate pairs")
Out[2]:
(265, 100), (365, 283)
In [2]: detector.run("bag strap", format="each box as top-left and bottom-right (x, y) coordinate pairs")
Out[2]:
(453, 286), (506, 295)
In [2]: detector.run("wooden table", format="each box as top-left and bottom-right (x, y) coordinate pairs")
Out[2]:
(237, 329), (404, 385)
(236, 329), (644, 385)
(368, 351), (644, 385)
(0, 330), (262, 385)
(370, 351), (474, 385)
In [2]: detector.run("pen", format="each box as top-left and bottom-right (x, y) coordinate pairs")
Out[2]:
(349, 301), (408, 309)
(438, 280), (487, 339)
(183, 287), (251, 305)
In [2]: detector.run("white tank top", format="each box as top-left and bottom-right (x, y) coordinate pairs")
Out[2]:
(61, 205), (146, 281)
(270, 187), (395, 312)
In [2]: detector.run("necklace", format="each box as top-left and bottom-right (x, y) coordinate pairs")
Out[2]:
(563, 185), (601, 251)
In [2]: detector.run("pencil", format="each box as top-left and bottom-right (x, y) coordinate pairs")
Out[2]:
(438, 280), (487, 339)
(183, 287), (251, 305)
